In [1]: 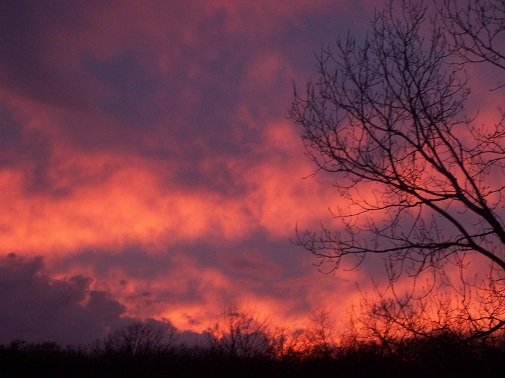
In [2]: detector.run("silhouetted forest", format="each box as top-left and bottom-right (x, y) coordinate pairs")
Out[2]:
(2, 317), (505, 378)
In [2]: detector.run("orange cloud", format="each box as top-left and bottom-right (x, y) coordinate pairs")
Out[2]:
(0, 154), (256, 254)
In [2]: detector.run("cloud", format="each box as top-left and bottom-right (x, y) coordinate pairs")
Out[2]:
(0, 0), (422, 344)
(40, 239), (365, 335)
(0, 253), (129, 344)
(0, 253), (208, 346)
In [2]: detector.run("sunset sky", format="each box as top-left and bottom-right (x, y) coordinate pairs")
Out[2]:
(0, 0), (500, 345)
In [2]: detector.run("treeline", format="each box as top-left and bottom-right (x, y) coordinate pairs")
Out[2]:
(2, 331), (505, 377)
(2, 308), (505, 377)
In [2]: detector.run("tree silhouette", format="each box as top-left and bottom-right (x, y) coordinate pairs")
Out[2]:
(206, 305), (275, 359)
(301, 308), (337, 358)
(290, 0), (505, 338)
(103, 320), (176, 357)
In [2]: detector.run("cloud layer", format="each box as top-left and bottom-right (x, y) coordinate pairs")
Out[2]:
(0, 0), (499, 343)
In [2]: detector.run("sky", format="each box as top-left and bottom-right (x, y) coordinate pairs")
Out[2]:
(0, 0), (500, 346)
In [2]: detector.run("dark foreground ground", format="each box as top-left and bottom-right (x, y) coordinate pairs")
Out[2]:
(2, 335), (505, 378)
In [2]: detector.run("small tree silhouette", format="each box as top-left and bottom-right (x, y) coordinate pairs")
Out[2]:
(206, 305), (274, 359)
(301, 308), (337, 358)
(103, 320), (176, 357)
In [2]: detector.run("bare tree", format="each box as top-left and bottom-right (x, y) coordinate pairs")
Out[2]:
(206, 305), (274, 358)
(290, 0), (505, 338)
(441, 0), (505, 86)
(103, 320), (177, 357)
(344, 285), (463, 351)
(301, 307), (337, 358)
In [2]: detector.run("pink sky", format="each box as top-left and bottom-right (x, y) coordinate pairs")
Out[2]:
(0, 0), (500, 344)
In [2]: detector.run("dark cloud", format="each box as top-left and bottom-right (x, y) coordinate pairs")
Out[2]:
(0, 252), (207, 345)
(0, 105), (32, 167)
(0, 1), (104, 109)
(85, 52), (161, 125)
(0, 253), (128, 344)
